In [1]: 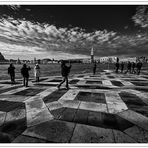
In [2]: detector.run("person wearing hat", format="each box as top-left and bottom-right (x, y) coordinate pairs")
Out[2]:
(34, 64), (40, 82)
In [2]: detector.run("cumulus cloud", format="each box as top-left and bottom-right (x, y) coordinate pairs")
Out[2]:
(0, 15), (148, 60)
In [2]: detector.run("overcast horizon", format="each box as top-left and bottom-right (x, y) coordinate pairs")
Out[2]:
(0, 5), (148, 60)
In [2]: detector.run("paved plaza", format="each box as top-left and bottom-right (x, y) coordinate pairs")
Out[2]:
(0, 70), (148, 143)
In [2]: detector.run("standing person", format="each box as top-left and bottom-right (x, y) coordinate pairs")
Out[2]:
(136, 60), (143, 75)
(57, 60), (72, 90)
(34, 64), (40, 82)
(21, 64), (31, 87)
(8, 63), (15, 84)
(120, 62), (124, 73)
(131, 62), (136, 74)
(115, 61), (120, 73)
(125, 61), (132, 74)
(93, 61), (97, 75)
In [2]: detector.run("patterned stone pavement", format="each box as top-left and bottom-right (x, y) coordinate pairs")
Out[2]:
(0, 70), (148, 143)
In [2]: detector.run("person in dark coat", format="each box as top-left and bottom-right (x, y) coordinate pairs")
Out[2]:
(125, 61), (132, 74)
(8, 63), (15, 84)
(21, 64), (31, 87)
(57, 60), (72, 90)
(115, 62), (120, 73)
(136, 60), (143, 75)
(120, 62), (124, 73)
(131, 62), (136, 74)
(93, 61), (97, 75)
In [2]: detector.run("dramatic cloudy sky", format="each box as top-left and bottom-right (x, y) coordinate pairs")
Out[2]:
(0, 5), (148, 60)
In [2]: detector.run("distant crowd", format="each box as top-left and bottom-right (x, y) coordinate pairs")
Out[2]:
(115, 60), (143, 75)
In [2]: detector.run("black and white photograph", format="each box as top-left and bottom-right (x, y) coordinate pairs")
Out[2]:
(0, 1), (148, 145)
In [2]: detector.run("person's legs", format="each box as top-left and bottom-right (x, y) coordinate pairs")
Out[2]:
(23, 77), (25, 86)
(37, 77), (39, 82)
(57, 77), (66, 89)
(26, 77), (29, 87)
(65, 77), (69, 89)
(10, 75), (13, 84)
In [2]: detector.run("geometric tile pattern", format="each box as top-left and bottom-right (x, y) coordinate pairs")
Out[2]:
(0, 71), (148, 143)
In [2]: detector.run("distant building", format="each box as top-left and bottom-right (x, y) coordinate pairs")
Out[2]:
(0, 52), (6, 61)
(99, 56), (117, 63)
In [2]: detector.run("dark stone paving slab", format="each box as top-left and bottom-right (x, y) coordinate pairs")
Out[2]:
(13, 135), (47, 143)
(0, 117), (27, 142)
(50, 108), (66, 119)
(87, 111), (134, 131)
(77, 85), (111, 89)
(77, 75), (84, 78)
(14, 88), (45, 96)
(0, 101), (25, 112)
(108, 76), (115, 79)
(43, 89), (68, 104)
(48, 79), (62, 82)
(0, 85), (23, 94)
(0, 81), (21, 85)
(69, 79), (79, 84)
(111, 81), (124, 87)
(86, 81), (102, 84)
(76, 91), (106, 104)
(119, 92), (148, 117)
(135, 88), (148, 93)
(131, 82), (148, 86)
(34, 83), (57, 87)
(23, 120), (75, 143)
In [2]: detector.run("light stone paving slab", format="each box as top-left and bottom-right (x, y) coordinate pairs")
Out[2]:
(58, 89), (79, 101)
(23, 120), (75, 143)
(46, 101), (63, 111)
(59, 100), (81, 109)
(119, 80), (134, 86)
(1, 87), (28, 95)
(79, 101), (108, 113)
(0, 95), (30, 102)
(27, 107), (54, 127)
(112, 129), (136, 143)
(70, 123), (114, 143)
(25, 98), (46, 112)
(0, 111), (6, 126)
(105, 92), (128, 114)
(124, 126), (148, 143)
(36, 88), (57, 98)
(102, 80), (114, 86)
(118, 110), (148, 132)
(5, 109), (26, 122)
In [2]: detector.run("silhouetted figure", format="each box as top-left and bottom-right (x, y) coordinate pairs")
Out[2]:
(125, 61), (132, 74)
(21, 64), (31, 87)
(136, 60), (143, 75)
(115, 62), (120, 73)
(120, 62), (124, 73)
(8, 63), (15, 84)
(131, 62), (136, 74)
(34, 64), (40, 82)
(57, 60), (72, 90)
(93, 61), (97, 75)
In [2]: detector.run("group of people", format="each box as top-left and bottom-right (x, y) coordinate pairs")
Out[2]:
(7, 60), (72, 89)
(115, 60), (143, 75)
(8, 63), (40, 87)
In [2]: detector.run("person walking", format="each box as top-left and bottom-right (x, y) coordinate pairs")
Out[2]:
(136, 60), (143, 75)
(115, 61), (120, 73)
(8, 63), (15, 84)
(131, 62), (136, 74)
(120, 62), (124, 73)
(93, 61), (97, 75)
(125, 61), (132, 74)
(57, 60), (72, 90)
(21, 64), (31, 87)
(34, 64), (40, 82)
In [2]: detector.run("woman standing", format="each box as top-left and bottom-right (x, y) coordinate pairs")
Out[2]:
(34, 64), (40, 82)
